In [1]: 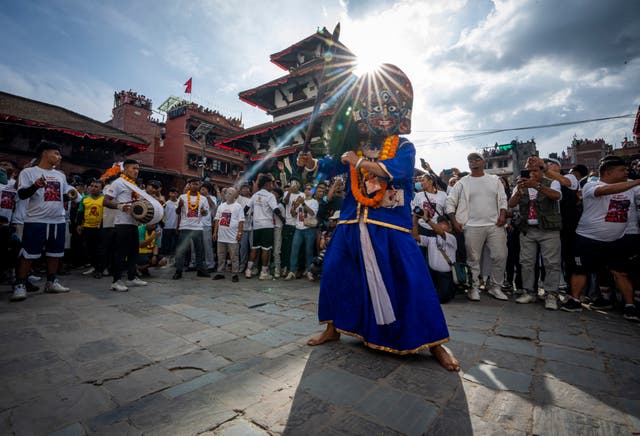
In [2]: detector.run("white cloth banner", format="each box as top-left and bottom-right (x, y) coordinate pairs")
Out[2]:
(359, 220), (396, 325)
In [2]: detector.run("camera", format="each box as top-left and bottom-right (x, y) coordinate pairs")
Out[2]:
(520, 169), (530, 179)
(413, 206), (424, 217)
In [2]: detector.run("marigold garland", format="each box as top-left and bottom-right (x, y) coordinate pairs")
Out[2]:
(187, 191), (201, 211)
(119, 173), (137, 186)
(350, 135), (400, 208)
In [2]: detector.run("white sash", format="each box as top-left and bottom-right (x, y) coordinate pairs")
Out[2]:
(359, 220), (396, 325)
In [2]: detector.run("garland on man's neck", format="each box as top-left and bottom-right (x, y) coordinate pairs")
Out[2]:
(187, 191), (201, 211)
(349, 135), (400, 208)
(120, 173), (137, 186)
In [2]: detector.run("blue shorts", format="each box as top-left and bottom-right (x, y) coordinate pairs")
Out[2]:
(20, 222), (66, 259)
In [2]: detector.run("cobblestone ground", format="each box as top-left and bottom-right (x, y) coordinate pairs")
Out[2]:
(1, 268), (639, 435)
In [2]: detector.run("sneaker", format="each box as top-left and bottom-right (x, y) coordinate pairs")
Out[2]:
(515, 293), (535, 304)
(44, 280), (70, 293)
(125, 277), (148, 287)
(284, 271), (296, 281)
(273, 268), (281, 278)
(623, 305), (640, 322)
(82, 267), (96, 276)
(111, 280), (128, 292)
(245, 269), (253, 279)
(487, 286), (509, 301)
(306, 271), (314, 281)
(259, 271), (272, 280)
(196, 270), (210, 278)
(544, 294), (559, 310)
(28, 274), (42, 282)
(212, 274), (225, 280)
(10, 284), (27, 302)
(172, 272), (182, 280)
(561, 298), (583, 312)
(589, 296), (613, 310)
(93, 271), (103, 279)
(467, 288), (481, 301)
(231, 275), (239, 282)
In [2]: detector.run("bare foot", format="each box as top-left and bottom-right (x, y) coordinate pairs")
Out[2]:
(307, 324), (341, 346)
(430, 345), (460, 372)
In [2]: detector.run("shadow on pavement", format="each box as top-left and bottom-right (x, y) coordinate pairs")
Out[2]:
(282, 337), (471, 435)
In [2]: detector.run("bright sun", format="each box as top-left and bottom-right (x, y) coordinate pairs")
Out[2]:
(353, 47), (384, 77)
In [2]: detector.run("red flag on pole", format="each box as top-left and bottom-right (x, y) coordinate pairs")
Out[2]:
(184, 77), (192, 94)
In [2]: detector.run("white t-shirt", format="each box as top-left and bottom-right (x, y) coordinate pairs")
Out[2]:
(178, 192), (209, 230)
(163, 199), (179, 229)
(412, 190), (447, 229)
(236, 195), (252, 231)
(577, 181), (638, 242)
(624, 184), (640, 235)
(248, 189), (278, 230)
(104, 177), (139, 226)
(200, 195), (215, 228)
(295, 198), (319, 230)
(564, 173), (580, 191)
(18, 167), (71, 224)
(0, 183), (17, 223)
(465, 174), (503, 227)
(215, 201), (245, 243)
(418, 233), (457, 273)
(525, 180), (562, 225)
(285, 192), (305, 226)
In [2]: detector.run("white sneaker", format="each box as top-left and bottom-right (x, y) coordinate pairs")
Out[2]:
(284, 272), (296, 281)
(28, 274), (42, 282)
(245, 269), (253, 279)
(467, 288), (481, 301)
(545, 294), (559, 310)
(306, 271), (314, 281)
(273, 268), (281, 278)
(126, 278), (148, 287)
(516, 293), (536, 304)
(487, 286), (509, 301)
(111, 280), (129, 292)
(44, 280), (70, 293)
(258, 271), (272, 280)
(10, 284), (27, 302)
(82, 267), (96, 276)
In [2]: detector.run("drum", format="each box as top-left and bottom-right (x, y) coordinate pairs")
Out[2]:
(131, 199), (156, 224)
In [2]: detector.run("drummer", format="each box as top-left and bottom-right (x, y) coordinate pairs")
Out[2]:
(104, 159), (149, 292)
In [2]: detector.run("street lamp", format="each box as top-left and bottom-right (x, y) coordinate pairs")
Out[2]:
(185, 122), (214, 179)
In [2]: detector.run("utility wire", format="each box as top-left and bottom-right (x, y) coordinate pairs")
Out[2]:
(411, 113), (635, 147)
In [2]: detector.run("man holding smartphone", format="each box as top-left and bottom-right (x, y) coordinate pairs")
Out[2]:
(508, 159), (563, 309)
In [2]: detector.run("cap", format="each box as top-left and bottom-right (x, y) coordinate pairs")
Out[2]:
(467, 152), (484, 161)
(543, 157), (561, 167)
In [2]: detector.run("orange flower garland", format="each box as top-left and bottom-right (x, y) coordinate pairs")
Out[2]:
(120, 173), (137, 186)
(350, 135), (400, 208)
(187, 192), (201, 211)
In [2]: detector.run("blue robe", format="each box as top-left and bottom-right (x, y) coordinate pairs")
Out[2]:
(316, 138), (450, 354)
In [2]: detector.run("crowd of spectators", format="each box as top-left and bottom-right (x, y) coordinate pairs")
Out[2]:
(1, 145), (639, 323)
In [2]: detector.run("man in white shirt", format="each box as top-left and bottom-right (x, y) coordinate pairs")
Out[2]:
(446, 152), (509, 302)
(281, 180), (304, 277)
(245, 175), (283, 280)
(172, 178), (210, 280)
(161, 188), (179, 260)
(562, 156), (640, 321)
(11, 141), (74, 301)
(212, 187), (244, 282)
(200, 183), (217, 272)
(412, 173), (448, 234)
(508, 159), (563, 309)
(236, 184), (253, 273)
(104, 159), (149, 292)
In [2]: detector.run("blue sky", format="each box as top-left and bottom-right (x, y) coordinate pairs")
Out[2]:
(1, 0), (639, 171)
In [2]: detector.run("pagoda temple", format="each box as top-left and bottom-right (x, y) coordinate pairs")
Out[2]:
(216, 26), (357, 168)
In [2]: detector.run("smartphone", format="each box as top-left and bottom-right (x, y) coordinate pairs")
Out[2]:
(420, 158), (427, 168)
(520, 169), (530, 179)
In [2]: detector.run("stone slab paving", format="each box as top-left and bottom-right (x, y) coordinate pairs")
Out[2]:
(1, 269), (639, 435)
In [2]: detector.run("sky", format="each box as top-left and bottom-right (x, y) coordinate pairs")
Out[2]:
(1, 0), (639, 172)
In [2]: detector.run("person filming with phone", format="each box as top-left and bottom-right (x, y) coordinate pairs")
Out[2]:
(508, 158), (563, 309)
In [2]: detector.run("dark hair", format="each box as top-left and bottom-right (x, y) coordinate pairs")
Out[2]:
(123, 159), (139, 166)
(147, 180), (162, 188)
(202, 182), (213, 192)
(273, 187), (284, 197)
(599, 156), (625, 174)
(187, 177), (201, 183)
(169, 187), (178, 193)
(258, 175), (272, 190)
(571, 164), (589, 179)
(36, 140), (61, 155)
